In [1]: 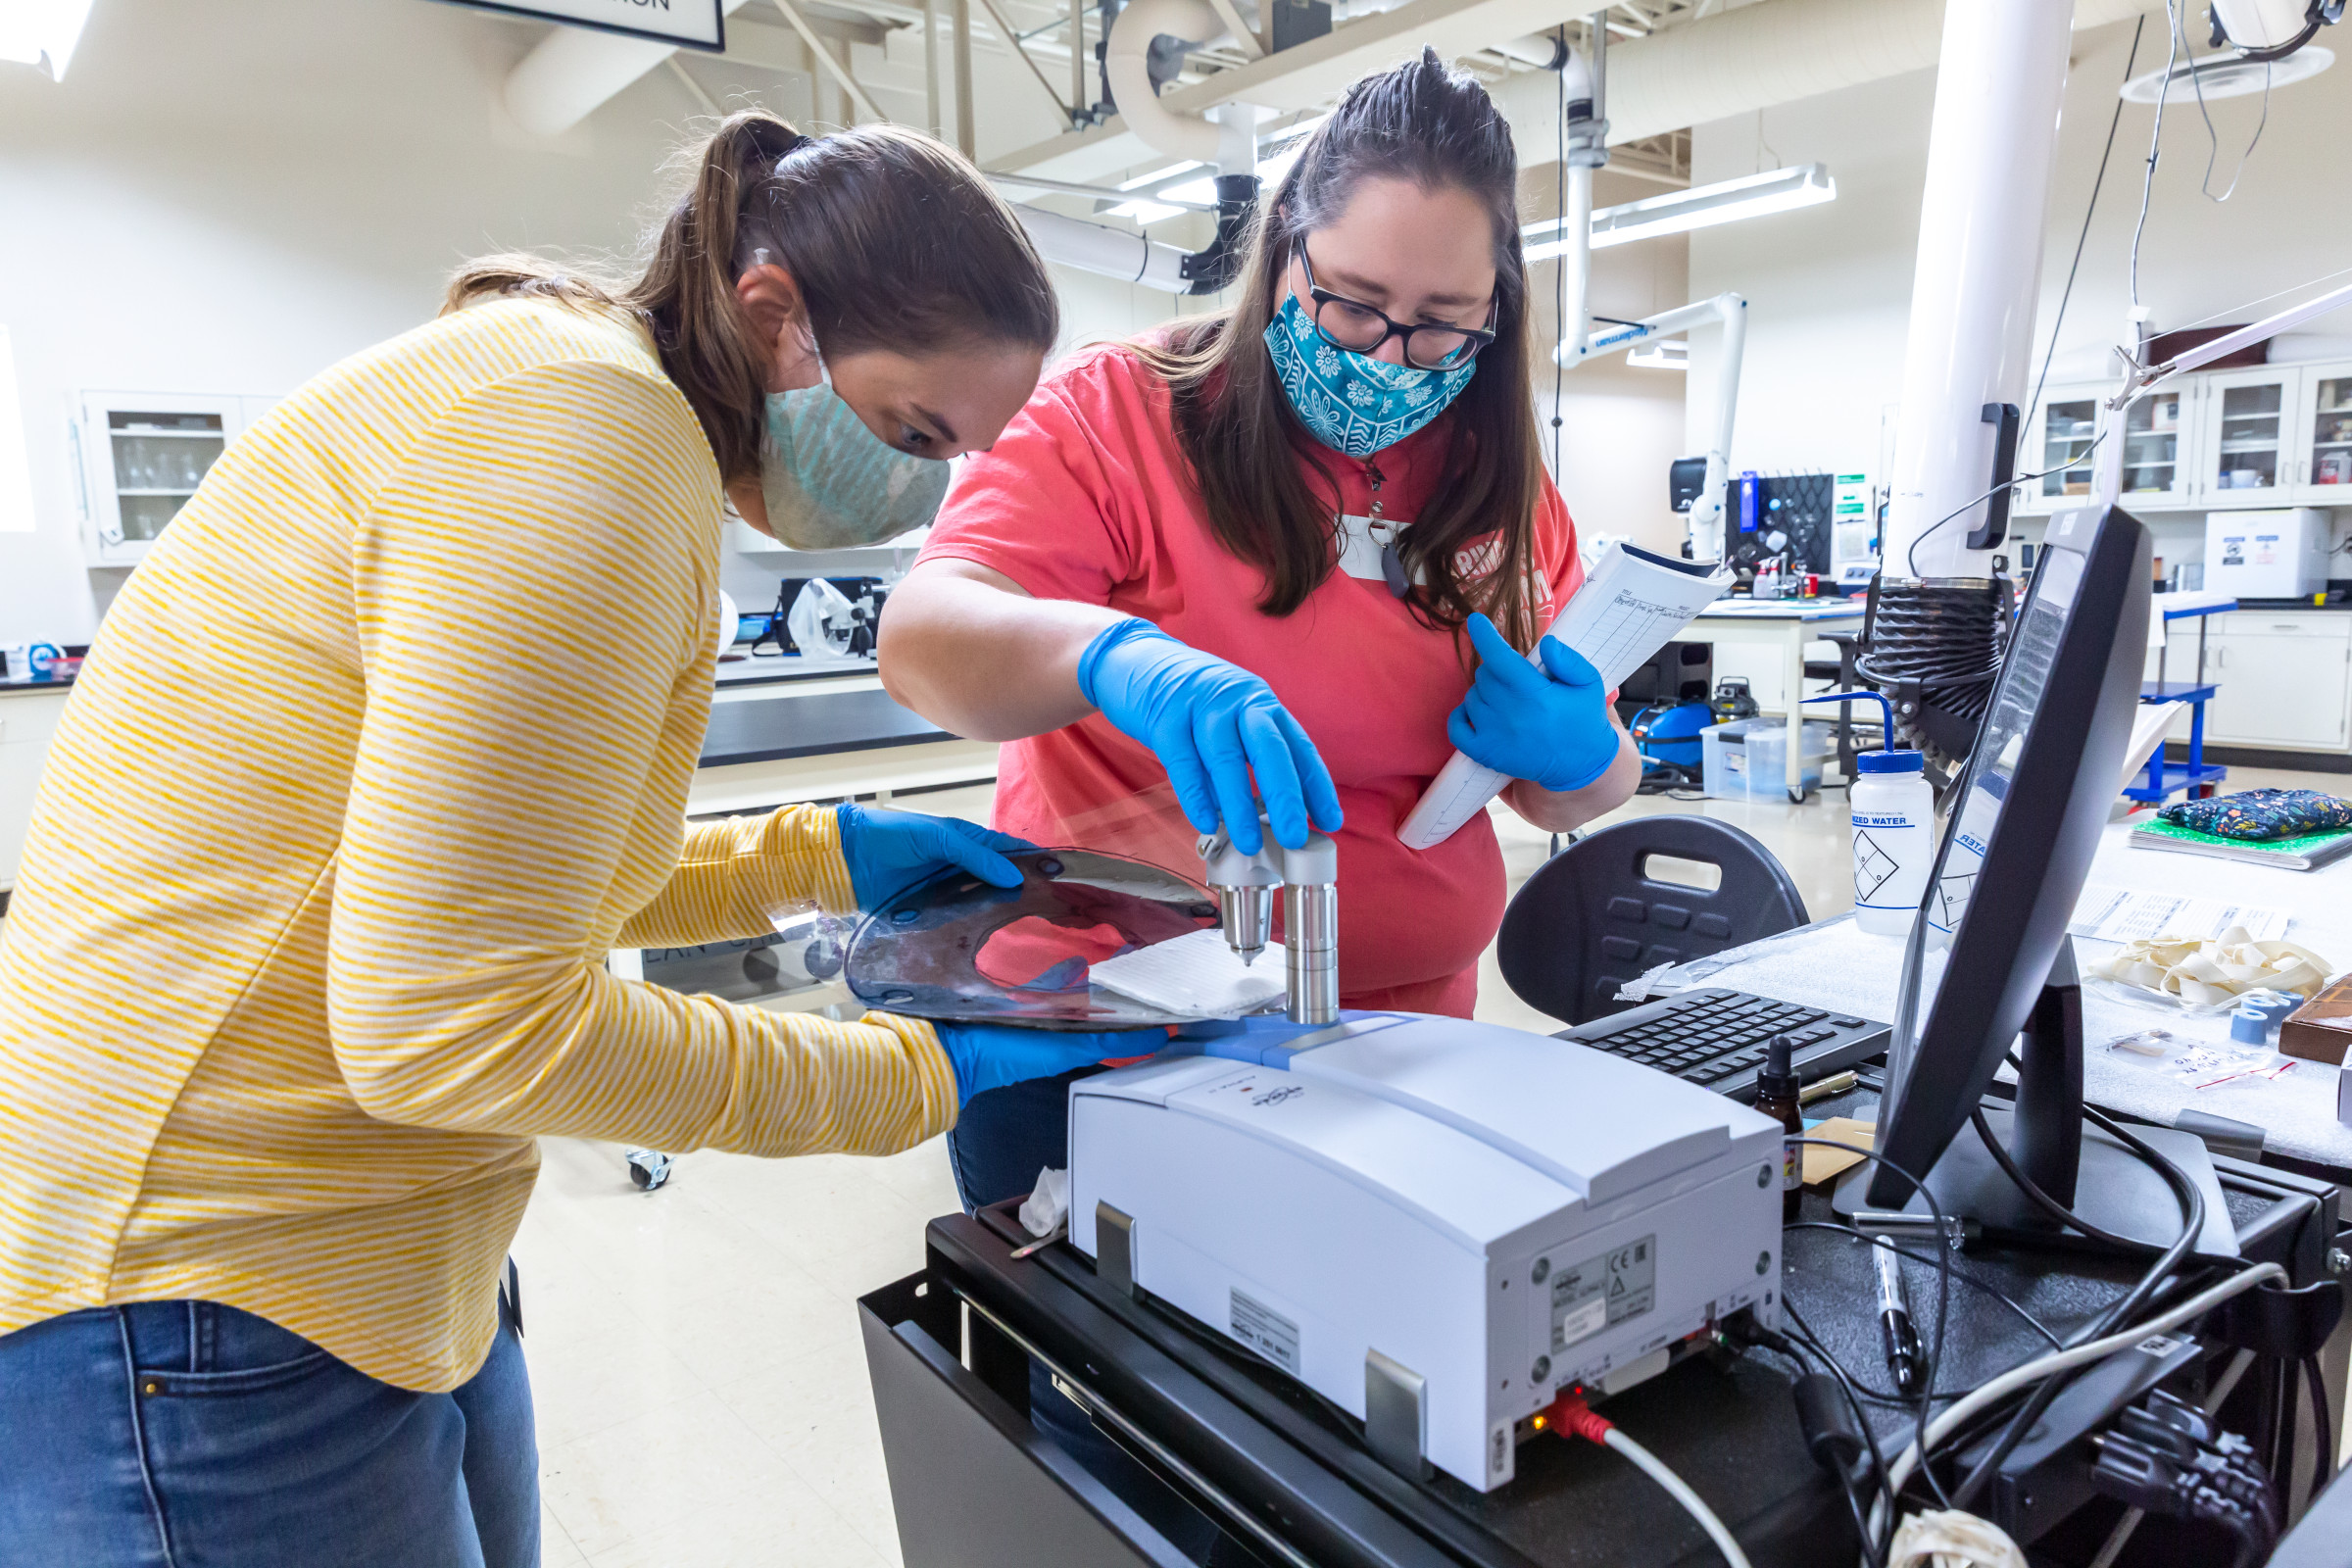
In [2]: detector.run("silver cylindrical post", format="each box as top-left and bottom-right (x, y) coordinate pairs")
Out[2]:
(1284, 882), (1338, 1025)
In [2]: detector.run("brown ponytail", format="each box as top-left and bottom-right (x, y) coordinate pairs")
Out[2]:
(446, 112), (1057, 484)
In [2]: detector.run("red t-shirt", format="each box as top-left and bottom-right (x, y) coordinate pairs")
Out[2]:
(915, 343), (1583, 1016)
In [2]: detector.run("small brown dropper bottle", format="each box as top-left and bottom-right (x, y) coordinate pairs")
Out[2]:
(1755, 1034), (1803, 1223)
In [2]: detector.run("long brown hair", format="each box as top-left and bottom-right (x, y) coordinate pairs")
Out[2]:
(446, 113), (1058, 484)
(1134, 50), (1547, 649)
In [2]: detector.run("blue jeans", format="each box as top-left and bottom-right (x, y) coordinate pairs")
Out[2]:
(0, 1290), (537, 1568)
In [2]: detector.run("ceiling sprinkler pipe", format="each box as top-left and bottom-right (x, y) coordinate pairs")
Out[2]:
(1014, 206), (1195, 291)
(1015, 192), (1256, 296)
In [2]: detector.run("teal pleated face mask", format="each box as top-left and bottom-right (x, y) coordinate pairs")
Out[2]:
(1262, 293), (1479, 459)
(758, 357), (953, 550)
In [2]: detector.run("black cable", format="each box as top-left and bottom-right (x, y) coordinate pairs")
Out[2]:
(1784, 1222), (2062, 1349)
(1833, 1465), (1886, 1568)
(2026, 16), (2145, 428)
(1948, 1098), (2207, 1509)
(2305, 1352), (2333, 1501)
(1771, 1302), (1900, 1563)
(1785, 1139), (1955, 1509)
(1903, 432), (2108, 576)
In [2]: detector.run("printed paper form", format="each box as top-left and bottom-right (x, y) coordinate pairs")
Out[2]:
(2069, 885), (2292, 945)
(1397, 544), (1733, 851)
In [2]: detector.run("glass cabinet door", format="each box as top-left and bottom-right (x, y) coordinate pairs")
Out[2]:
(2119, 386), (2189, 502)
(2197, 369), (2297, 505)
(2034, 393), (2099, 506)
(79, 392), (246, 564)
(107, 410), (226, 543)
(2303, 369), (2352, 495)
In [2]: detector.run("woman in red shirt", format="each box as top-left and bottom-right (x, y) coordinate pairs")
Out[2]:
(883, 51), (1638, 1207)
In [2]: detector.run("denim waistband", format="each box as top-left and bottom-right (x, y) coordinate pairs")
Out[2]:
(116, 1299), (320, 1376)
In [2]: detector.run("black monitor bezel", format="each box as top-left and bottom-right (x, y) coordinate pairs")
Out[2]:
(1865, 505), (2153, 1207)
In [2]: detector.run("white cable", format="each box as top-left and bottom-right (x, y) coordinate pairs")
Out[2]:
(1869, 1263), (2286, 1544)
(2128, 1), (2181, 314)
(1603, 1427), (1753, 1568)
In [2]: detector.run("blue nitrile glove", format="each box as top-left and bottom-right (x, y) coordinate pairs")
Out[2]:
(1446, 612), (1624, 793)
(935, 1023), (1138, 1104)
(836, 803), (1033, 909)
(1075, 618), (1344, 856)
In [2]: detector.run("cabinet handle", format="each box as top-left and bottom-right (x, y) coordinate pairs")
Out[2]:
(66, 420), (90, 522)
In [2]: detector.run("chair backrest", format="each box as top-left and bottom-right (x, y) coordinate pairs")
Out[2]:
(1496, 815), (1809, 1027)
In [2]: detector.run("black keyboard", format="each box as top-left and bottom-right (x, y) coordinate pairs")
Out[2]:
(1558, 987), (1889, 1102)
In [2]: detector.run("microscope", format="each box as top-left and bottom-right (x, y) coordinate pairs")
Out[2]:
(1197, 818), (1338, 1025)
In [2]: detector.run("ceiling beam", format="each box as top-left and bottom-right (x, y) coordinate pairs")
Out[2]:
(987, 0), (1604, 179)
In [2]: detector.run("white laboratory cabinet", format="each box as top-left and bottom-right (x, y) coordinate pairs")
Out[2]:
(74, 391), (277, 566)
(2017, 360), (2352, 515)
(2197, 367), (2301, 508)
(2148, 611), (2352, 754)
(0, 688), (70, 892)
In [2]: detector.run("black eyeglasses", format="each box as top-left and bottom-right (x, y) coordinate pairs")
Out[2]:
(1295, 243), (1498, 371)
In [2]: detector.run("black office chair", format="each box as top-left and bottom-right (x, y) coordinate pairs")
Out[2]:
(1496, 815), (1810, 1027)
(1803, 630), (1883, 784)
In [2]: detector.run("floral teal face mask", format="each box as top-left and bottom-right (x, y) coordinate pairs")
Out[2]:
(1261, 293), (1479, 459)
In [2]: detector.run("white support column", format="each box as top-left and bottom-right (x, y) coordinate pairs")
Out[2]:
(1881, 0), (2076, 579)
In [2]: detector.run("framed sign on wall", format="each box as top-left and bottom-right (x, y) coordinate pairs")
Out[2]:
(437, 0), (725, 51)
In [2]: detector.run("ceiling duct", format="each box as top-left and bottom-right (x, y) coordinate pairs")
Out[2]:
(992, 0), (2176, 180)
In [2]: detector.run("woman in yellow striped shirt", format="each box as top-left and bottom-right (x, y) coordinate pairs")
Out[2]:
(0, 114), (1121, 1568)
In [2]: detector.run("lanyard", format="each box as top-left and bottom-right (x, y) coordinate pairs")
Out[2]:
(1347, 458), (1412, 599)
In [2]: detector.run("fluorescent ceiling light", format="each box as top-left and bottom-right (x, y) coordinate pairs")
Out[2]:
(0, 0), (98, 80)
(1627, 340), (1689, 370)
(1521, 162), (1837, 262)
(1102, 161), (1201, 225)
(2121, 46), (2330, 103)
(1106, 116), (1326, 225)
(1118, 163), (1200, 190)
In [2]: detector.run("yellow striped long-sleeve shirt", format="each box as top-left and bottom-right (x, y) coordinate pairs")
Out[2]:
(0, 298), (959, 1391)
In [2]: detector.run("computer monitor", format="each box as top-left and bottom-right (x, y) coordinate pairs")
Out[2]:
(1846, 504), (2234, 1252)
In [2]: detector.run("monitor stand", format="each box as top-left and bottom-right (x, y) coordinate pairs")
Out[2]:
(1836, 939), (2238, 1257)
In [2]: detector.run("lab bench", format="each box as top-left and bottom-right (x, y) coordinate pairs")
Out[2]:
(0, 682), (74, 894)
(690, 682), (996, 815)
(0, 668), (992, 903)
